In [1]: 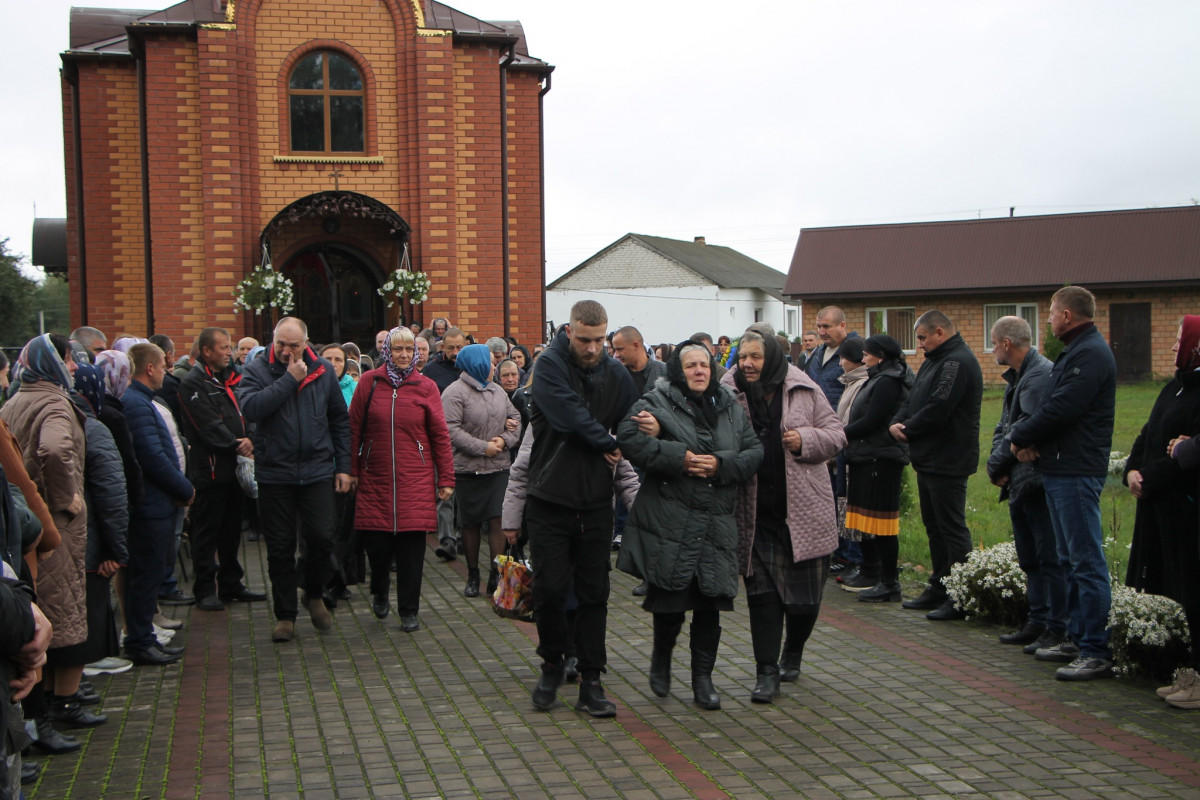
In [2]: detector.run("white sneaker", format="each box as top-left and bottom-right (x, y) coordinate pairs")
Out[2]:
(154, 624), (176, 644)
(83, 656), (133, 676)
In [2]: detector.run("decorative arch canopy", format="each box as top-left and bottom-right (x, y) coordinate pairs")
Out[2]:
(260, 191), (411, 245)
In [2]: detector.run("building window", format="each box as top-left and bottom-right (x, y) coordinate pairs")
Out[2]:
(288, 51), (365, 154)
(786, 308), (798, 337)
(754, 308), (763, 323)
(984, 303), (1039, 350)
(866, 307), (916, 352)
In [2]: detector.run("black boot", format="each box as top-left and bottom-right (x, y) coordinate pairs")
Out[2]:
(689, 617), (721, 710)
(372, 595), (390, 619)
(751, 664), (781, 704)
(49, 694), (108, 728)
(531, 659), (563, 711)
(464, 568), (480, 598)
(779, 612), (818, 682)
(575, 678), (617, 718)
(486, 568), (499, 597)
(32, 717), (80, 754)
(780, 652), (802, 683)
(649, 613), (683, 698)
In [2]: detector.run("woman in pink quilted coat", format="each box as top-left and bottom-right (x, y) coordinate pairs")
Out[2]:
(722, 327), (846, 704)
(349, 327), (454, 633)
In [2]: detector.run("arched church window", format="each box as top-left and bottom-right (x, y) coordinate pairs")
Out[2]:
(288, 51), (365, 154)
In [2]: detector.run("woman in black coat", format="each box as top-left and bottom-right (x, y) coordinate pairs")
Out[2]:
(1125, 315), (1200, 708)
(617, 342), (761, 710)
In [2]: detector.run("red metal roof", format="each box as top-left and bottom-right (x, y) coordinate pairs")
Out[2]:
(785, 206), (1200, 300)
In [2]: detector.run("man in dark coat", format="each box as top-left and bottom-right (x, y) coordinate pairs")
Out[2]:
(1009, 286), (1117, 681)
(521, 301), (637, 717)
(986, 315), (1066, 652)
(179, 327), (265, 612)
(889, 310), (983, 621)
(238, 317), (352, 643)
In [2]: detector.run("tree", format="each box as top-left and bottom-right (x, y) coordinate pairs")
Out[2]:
(0, 240), (37, 350)
(30, 276), (71, 337)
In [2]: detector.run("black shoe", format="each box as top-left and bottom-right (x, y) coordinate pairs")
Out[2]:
(1023, 629), (1064, 655)
(154, 641), (185, 656)
(486, 568), (499, 597)
(158, 589), (195, 606)
(575, 679), (617, 718)
(72, 685), (102, 706)
(32, 718), (80, 754)
(632, 580), (648, 597)
(21, 759), (39, 785)
(49, 697), (108, 728)
(841, 570), (879, 591)
(400, 613), (420, 633)
(128, 646), (183, 666)
(750, 664), (781, 704)
(435, 541), (457, 562)
(858, 581), (902, 602)
(531, 660), (564, 711)
(901, 587), (945, 610)
(999, 622), (1046, 645)
(780, 652), (802, 683)
(611, 534), (622, 552)
(691, 673), (720, 710)
(563, 656), (579, 684)
(464, 568), (480, 598)
(196, 595), (225, 612)
(220, 588), (267, 603)
(372, 596), (390, 620)
(836, 566), (861, 584)
(926, 600), (966, 621)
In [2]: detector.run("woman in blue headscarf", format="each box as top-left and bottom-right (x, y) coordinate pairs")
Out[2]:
(441, 344), (521, 598)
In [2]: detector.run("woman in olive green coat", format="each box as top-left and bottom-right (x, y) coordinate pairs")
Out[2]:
(617, 342), (762, 710)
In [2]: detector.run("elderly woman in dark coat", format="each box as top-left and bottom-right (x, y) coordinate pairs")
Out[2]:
(617, 342), (762, 710)
(1125, 315), (1200, 709)
(722, 327), (846, 703)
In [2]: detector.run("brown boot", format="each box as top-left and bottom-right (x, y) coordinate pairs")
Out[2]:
(271, 620), (295, 642)
(308, 597), (333, 630)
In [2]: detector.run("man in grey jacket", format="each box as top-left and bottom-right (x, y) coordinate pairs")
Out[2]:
(985, 316), (1067, 653)
(238, 317), (352, 643)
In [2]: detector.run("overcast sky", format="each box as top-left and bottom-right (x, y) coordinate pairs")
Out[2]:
(5, 0), (1199, 282)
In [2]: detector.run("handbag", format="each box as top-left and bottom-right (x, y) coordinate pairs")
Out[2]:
(492, 543), (536, 623)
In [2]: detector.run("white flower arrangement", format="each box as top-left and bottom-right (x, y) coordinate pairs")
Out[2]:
(942, 541), (1028, 627)
(1108, 450), (1128, 477)
(377, 269), (432, 308)
(233, 265), (295, 316)
(1108, 585), (1190, 679)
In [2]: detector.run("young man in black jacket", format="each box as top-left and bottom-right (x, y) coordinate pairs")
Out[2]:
(522, 301), (637, 717)
(178, 327), (265, 612)
(889, 310), (983, 621)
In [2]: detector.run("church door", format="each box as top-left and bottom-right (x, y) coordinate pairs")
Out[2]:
(281, 245), (383, 349)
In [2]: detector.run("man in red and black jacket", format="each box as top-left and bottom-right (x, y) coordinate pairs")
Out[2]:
(179, 327), (266, 612)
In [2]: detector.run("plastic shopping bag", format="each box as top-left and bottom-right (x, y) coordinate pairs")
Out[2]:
(492, 546), (535, 623)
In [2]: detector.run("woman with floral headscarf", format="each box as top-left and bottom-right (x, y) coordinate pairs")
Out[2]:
(349, 327), (454, 633)
(95, 350), (144, 507)
(1125, 315), (1200, 708)
(442, 344), (521, 598)
(0, 334), (107, 746)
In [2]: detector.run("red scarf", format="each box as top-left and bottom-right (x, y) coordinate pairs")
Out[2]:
(1177, 315), (1200, 372)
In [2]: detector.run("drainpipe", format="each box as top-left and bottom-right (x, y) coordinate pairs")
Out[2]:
(499, 43), (515, 338)
(537, 71), (551, 341)
(66, 64), (90, 325)
(137, 51), (155, 334)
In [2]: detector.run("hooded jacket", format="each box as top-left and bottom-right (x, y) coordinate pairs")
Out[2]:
(238, 346), (351, 485)
(526, 327), (638, 510)
(616, 377), (762, 597)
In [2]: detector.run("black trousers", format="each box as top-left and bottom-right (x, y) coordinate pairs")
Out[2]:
(258, 481), (335, 622)
(190, 482), (246, 600)
(526, 496), (612, 676)
(361, 530), (426, 615)
(126, 515), (174, 650)
(916, 472), (972, 594)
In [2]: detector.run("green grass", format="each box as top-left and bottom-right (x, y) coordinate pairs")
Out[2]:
(896, 381), (1164, 580)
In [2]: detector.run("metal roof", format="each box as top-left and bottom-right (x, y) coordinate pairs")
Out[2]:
(550, 233), (789, 297)
(785, 206), (1200, 300)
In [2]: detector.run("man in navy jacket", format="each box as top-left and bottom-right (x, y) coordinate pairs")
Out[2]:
(123, 343), (194, 665)
(238, 317), (351, 643)
(1009, 286), (1117, 681)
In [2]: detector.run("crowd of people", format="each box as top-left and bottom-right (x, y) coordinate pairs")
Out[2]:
(0, 285), (1197, 794)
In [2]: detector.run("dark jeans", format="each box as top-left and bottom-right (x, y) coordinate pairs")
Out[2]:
(1042, 474), (1111, 659)
(526, 496), (612, 676)
(361, 530), (426, 614)
(258, 481), (336, 622)
(190, 483), (246, 600)
(126, 515), (175, 650)
(159, 509), (185, 598)
(916, 472), (972, 594)
(1009, 487), (1068, 634)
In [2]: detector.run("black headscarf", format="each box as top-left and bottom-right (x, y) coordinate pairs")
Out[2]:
(733, 332), (789, 424)
(667, 341), (721, 427)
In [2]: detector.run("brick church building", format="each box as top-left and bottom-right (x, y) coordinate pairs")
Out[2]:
(56, 0), (552, 347)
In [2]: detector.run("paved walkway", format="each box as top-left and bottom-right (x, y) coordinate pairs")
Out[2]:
(26, 536), (1200, 800)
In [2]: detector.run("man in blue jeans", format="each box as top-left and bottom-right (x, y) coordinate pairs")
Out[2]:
(1009, 286), (1117, 681)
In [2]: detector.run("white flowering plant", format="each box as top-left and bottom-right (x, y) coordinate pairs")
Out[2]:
(1108, 585), (1190, 680)
(942, 541), (1027, 627)
(377, 269), (431, 308)
(234, 265), (295, 316)
(1108, 450), (1128, 477)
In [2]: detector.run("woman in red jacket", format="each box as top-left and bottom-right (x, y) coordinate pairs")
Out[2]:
(349, 327), (454, 633)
